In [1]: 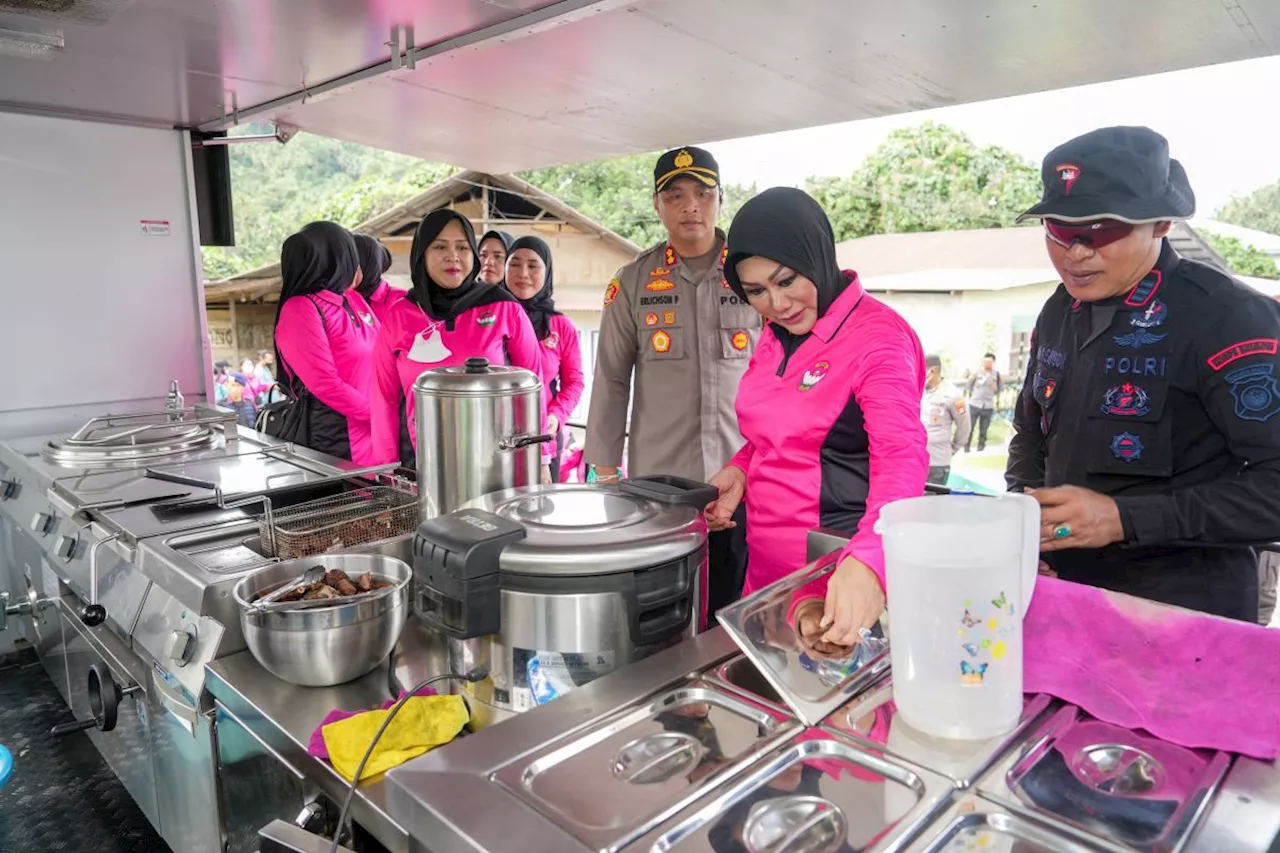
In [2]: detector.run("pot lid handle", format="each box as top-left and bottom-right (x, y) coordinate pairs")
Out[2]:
(464, 357), (491, 374)
(619, 475), (718, 508)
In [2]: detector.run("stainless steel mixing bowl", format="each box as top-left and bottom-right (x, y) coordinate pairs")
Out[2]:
(233, 553), (411, 687)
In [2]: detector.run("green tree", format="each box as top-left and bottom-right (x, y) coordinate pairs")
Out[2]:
(1216, 182), (1280, 237)
(1202, 232), (1280, 279)
(520, 154), (757, 248)
(307, 164), (455, 226)
(201, 126), (452, 280)
(805, 122), (1042, 241)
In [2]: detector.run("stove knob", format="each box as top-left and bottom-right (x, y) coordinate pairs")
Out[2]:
(55, 536), (79, 562)
(1, 479), (19, 501)
(164, 629), (194, 665)
(31, 512), (54, 536)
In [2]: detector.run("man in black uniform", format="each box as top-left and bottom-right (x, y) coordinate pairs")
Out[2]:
(1006, 126), (1280, 621)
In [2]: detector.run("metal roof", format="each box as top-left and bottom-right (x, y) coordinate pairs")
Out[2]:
(0, 1), (1276, 170)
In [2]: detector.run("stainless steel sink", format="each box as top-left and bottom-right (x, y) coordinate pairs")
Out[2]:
(705, 656), (786, 707)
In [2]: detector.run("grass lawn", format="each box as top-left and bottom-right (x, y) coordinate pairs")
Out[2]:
(955, 453), (1009, 471)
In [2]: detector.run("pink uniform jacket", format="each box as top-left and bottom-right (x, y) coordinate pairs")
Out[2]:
(275, 290), (378, 464)
(370, 296), (541, 464)
(730, 273), (928, 597)
(364, 280), (403, 325)
(537, 314), (585, 460)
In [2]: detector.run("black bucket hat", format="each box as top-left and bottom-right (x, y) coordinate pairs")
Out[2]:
(1017, 126), (1195, 225)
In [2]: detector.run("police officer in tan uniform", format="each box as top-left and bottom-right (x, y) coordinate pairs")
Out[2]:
(922, 354), (971, 486)
(585, 146), (761, 619)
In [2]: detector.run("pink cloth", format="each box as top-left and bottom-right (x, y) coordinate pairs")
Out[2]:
(365, 280), (404, 325)
(732, 274), (927, 597)
(275, 291), (378, 464)
(537, 314), (585, 460)
(370, 296), (541, 464)
(1024, 577), (1280, 759)
(306, 686), (438, 761)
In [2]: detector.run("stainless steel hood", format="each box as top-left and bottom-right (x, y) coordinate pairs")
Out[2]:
(0, 0), (1276, 170)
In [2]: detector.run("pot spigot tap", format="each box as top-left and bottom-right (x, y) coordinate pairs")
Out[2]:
(165, 380), (184, 419)
(0, 587), (51, 632)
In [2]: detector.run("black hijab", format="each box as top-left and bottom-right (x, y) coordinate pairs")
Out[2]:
(409, 210), (514, 322)
(724, 187), (848, 316)
(353, 233), (393, 301)
(724, 188), (851, 358)
(478, 230), (514, 287)
(479, 230), (513, 251)
(279, 221), (359, 302)
(504, 235), (560, 340)
(274, 221), (359, 383)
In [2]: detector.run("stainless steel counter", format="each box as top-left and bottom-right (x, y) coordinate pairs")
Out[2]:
(377, 629), (1280, 853)
(196, 524), (1280, 853)
(206, 622), (449, 853)
(201, 607), (1280, 853)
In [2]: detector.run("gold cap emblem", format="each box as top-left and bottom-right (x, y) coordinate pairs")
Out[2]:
(673, 149), (694, 169)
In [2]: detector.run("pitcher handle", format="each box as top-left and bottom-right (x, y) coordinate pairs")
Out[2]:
(1007, 491), (1041, 611)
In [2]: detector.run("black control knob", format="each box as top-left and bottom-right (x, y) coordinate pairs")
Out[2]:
(79, 602), (106, 627)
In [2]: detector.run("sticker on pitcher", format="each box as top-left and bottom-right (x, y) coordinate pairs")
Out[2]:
(958, 590), (1010, 687)
(960, 661), (988, 686)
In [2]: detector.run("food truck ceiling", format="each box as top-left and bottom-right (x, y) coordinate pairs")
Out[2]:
(0, 0), (1276, 171)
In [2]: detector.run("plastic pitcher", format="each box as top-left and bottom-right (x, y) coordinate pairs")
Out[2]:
(878, 492), (1039, 740)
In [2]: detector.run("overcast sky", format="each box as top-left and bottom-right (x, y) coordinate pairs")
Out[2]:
(707, 55), (1280, 218)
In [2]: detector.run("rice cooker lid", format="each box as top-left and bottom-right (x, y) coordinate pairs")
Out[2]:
(463, 485), (706, 577)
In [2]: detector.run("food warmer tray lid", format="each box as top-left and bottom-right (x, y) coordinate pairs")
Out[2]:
(461, 483), (707, 577)
(975, 704), (1232, 853)
(716, 550), (891, 726)
(898, 793), (1120, 852)
(819, 681), (1054, 788)
(629, 727), (953, 853)
(492, 683), (797, 853)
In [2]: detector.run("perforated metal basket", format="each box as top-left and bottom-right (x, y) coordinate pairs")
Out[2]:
(258, 486), (418, 559)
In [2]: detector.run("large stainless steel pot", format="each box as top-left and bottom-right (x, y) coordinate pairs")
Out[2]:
(233, 554), (411, 687)
(413, 357), (549, 521)
(413, 477), (714, 728)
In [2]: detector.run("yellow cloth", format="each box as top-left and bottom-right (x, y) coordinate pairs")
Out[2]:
(322, 695), (468, 783)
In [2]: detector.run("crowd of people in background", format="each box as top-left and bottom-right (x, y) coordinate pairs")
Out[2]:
(213, 351), (277, 428)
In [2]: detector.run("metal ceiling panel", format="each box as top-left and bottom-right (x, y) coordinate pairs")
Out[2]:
(265, 0), (1279, 171)
(0, 0), (560, 126)
(0, 0), (1274, 169)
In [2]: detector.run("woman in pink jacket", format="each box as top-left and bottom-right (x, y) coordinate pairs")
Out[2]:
(370, 210), (541, 466)
(353, 233), (400, 324)
(273, 221), (378, 463)
(705, 188), (928, 649)
(504, 236), (585, 484)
